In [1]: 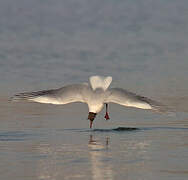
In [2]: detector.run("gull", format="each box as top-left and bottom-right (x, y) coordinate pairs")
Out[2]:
(11, 75), (164, 128)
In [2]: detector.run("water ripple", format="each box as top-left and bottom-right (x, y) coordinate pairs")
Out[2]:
(0, 131), (33, 141)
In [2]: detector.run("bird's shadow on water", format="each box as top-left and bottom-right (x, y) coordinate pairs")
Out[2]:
(61, 127), (140, 133)
(62, 126), (188, 133)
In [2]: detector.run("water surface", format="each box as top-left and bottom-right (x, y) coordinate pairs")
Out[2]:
(1, 0), (188, 179)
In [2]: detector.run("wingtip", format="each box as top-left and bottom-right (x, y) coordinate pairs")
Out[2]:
(9, 93), (31, 102)
(9, 96), (15, 102)
(9, 95), (21, 102)
(151, 103), (175, 115)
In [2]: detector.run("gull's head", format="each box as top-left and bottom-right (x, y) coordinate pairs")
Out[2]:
(88, 112), (97, 128)
(87, 104), (104, 128)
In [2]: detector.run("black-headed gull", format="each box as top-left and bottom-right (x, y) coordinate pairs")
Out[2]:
(11, 75), (163, 128)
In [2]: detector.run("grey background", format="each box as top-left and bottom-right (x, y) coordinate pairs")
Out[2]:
(0, 0), (188, 99)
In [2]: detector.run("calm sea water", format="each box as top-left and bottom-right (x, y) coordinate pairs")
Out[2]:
(1, 0), (188, 179)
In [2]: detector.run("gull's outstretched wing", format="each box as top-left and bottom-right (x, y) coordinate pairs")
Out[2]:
(105, 88), (164, 112)
(11, 84), (88, 105)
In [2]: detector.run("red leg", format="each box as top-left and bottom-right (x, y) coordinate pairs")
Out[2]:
(104, 104), (110, 120)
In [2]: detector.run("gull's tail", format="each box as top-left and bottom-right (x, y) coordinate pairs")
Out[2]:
(89, 75), (112, 91)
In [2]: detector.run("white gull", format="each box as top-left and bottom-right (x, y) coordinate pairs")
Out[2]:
(11, 75), (164, 128)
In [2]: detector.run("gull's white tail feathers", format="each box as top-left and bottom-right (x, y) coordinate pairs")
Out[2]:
(89, 76), (112, 91)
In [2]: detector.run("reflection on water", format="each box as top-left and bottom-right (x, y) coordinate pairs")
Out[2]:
(1, 126), (188, 180)
(33, 131), (151, 180)
(88, 135), (113, 180)
(36, 142), (88, 180)
(36, 135), (113, 180)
